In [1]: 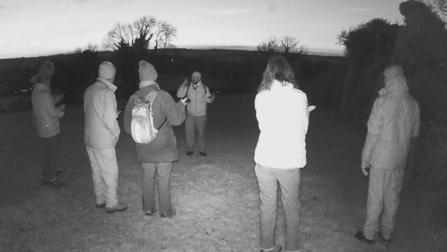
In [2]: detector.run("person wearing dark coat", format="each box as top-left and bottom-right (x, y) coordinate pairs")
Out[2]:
(124, 60), (187, 218)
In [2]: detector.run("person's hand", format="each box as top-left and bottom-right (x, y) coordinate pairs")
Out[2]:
(181, 98), (189, 105)
(58, 104), (66, 111)
(182, 78), (189, 85)
(361, 165), (370, 176)
(308, 105), (316, 112)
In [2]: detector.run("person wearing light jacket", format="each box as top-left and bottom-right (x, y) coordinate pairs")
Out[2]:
(254, 55), (313, 252)
(31, 60), (66, 188)
(84, 61), (127, 214)
(176, 71), (214, 156)
(124, 60), (186, 218)
(355, 65), (420, 244)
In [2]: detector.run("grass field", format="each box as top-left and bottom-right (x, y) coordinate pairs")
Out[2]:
(0, 93), (445, 252)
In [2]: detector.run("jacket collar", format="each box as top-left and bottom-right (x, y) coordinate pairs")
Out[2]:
(96, 77), (117, 92)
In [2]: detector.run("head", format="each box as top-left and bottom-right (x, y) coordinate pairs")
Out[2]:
(258, 55), (298, 92)
(138, 60), (158, 88)
(30, 60), (55, 85)
(191, 71), (201, 84)
(380, 65), (408, 94)
(98, 61), (116, 83)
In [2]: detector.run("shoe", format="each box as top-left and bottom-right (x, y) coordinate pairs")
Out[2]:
(42, 178), (66, 188)
(259, 245), (281, 252)
(160, 208), (176, 218)
(199, 151), (206, 156)
(378, 232), (391, 243)
(145, 209), (158, 216)
(96, 203), (106, 208)
(355, 231), (374, 244)
(186, 151), (193, 156)
(106, 204), (128, 214)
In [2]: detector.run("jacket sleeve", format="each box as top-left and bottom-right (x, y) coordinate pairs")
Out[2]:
(205, 85), (214, 103)
(123, 95), (135, 135)
(361, 98), (385, 168)
(162, 92), (186, 126)
(413, 103), (421, 138)
(176, 80), (189, 98)
(103, 91), (120, 139)
(44, 93), (64, 119)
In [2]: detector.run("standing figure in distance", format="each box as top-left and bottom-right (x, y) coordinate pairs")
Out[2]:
(355, 65), (420, 244)
(84, 61), (127, 214)
(254, 55), (311, 252)
(31, 60), (67, 188)
(124, 60), (187, 218)
(176, 71), (214, 156)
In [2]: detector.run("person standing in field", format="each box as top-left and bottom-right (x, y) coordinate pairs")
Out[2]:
(124, 60), (187, 218)
(31, 60), (67, 188)
(84, 61), (127, 214)
(254, 55), (313, 252)
(176, 71), (214, 156)
(355, 65), (420, 244)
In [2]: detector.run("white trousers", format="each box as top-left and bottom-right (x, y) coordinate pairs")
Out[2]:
(363, 168), (404, 240)
(86, 146), (119, 208)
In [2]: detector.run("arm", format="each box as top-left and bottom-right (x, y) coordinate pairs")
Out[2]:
(176, 78), (189, 98)
(103, 91), (120, 140)
(361, 98), (385, 175)
(162, 92), (186, 126)
(205, 85), (215, 103)
(44, 93), (64, 119)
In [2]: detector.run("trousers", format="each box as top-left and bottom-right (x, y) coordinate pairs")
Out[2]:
(141, 162), (173, 214)
(185, 113), (207, 152)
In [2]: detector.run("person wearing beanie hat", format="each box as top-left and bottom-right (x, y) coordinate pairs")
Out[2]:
(123, 61), (187, 218)
(84, 61), (127, 214)
(355, 65), (420, 244)
(176, 71), (215, 157)
(31, 60), (67, 188)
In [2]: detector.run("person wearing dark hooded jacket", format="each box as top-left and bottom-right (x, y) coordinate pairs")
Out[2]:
(31, 60), (66, 188)
(124, 60), (187, 218)
(355, 65), (420, 244)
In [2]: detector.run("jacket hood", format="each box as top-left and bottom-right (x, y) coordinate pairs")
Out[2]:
(379, 65), (409, 96)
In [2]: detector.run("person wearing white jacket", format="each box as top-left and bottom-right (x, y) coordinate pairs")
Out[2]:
(355, 65), (420, 244)
(84, 61), (127, 214)
(254, 55), (312, 252)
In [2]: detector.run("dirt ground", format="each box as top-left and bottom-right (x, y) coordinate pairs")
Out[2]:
(0, 93), (445, 252)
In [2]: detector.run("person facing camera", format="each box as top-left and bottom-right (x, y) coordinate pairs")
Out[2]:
(176, 71), (214, 156)
(124, 60), (187, 218)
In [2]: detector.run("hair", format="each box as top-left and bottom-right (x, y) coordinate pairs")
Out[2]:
(257, 55), (298, 92)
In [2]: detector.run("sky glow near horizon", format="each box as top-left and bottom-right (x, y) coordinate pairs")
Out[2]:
(0, 0), (405, 59)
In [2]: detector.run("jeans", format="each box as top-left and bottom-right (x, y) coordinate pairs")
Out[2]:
(363, 168), (404, 240)
(255, 163), (301, 252)
(40, 134), (60, 181)
(141, 162), (172, 214)
(185, 113), (207, 152)
(86, 146), (119, 208)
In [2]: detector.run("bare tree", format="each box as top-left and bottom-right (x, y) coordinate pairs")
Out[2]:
(153, 20), (177, 52)
(102, 23), (134, 50)
(257, 36), (307, 54)
(419, 0), (447, 21)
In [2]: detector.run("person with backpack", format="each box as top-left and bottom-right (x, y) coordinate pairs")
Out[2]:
(176, 71), (215, 156)
(124, 60), (187, 218)
(84, 61), (127, 214)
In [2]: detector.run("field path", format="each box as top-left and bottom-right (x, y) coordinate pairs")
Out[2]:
(0, 94), (442, 252)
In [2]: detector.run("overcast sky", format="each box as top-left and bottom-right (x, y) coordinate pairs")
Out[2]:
(0, 0), (406, 59)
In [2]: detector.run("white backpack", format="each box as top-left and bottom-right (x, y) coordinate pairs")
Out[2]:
(130, 90), (165, 144)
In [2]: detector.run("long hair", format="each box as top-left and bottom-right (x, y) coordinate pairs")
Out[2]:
(257, 55), (298, 92)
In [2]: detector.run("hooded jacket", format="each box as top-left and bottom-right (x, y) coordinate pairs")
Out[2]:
(361, 66), (420, 170)
(176, 81), (213, 116)
(124, 83), (186, 163)
(254, 80), (309, 169)
(84, 78), (120, 149)
(31, 82), (65, 138)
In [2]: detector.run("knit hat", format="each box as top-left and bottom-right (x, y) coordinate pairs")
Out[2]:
(191, 71), (201, 80)
(30, 60), (55, 84)
(98, 61), (116, 80)
(139, 60), (158, 81)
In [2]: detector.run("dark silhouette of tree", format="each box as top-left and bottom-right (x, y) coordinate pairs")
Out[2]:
(257, 36), (307, 54)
